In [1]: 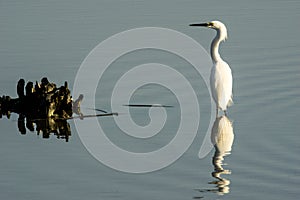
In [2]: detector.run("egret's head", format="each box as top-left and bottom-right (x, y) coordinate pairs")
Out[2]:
(190, 20), (228, 41)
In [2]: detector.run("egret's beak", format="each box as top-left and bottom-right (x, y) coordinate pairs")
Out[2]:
(190, 22), (213, 27)
(189, 23), (209, 27)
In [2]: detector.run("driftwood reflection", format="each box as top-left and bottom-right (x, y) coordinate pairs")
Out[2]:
(17, 114), (71, 142)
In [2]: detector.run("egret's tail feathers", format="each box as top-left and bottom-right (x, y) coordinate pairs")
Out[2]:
(219, 96), (233, 111)
(227, 97), (233, 107)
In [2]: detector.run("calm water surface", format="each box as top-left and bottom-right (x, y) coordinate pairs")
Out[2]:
(0, 0), (299, 200)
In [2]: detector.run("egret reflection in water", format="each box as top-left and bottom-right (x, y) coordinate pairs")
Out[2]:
(210, 115), (234, 195)
(195, 115), (234, 197)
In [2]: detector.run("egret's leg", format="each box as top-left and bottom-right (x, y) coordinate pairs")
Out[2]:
(224, 110), (228, 116)
(216, 108), (219, 117)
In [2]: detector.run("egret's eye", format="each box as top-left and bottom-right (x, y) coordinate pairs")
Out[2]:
(208, 22), (214, 27)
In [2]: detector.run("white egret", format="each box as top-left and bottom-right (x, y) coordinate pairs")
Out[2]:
(190, 21), (233, 116)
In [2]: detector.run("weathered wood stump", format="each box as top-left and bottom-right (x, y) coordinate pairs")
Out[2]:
(0, 77), (82, 142)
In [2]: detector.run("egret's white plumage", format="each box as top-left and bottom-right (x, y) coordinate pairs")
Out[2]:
(190, 20), (233, 115)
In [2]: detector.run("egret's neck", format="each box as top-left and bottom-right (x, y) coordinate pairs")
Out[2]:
(210, 30), (223, 63)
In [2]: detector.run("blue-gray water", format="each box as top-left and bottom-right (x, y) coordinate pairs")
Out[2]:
(0, 0), (299, 199)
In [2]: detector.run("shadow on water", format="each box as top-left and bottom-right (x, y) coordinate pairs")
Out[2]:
(195, 115), (235, 198)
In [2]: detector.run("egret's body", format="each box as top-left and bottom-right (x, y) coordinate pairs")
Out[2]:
(190, 21), (233, 115)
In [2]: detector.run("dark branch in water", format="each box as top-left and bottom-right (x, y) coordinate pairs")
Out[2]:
(123, 104), (173, 108)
